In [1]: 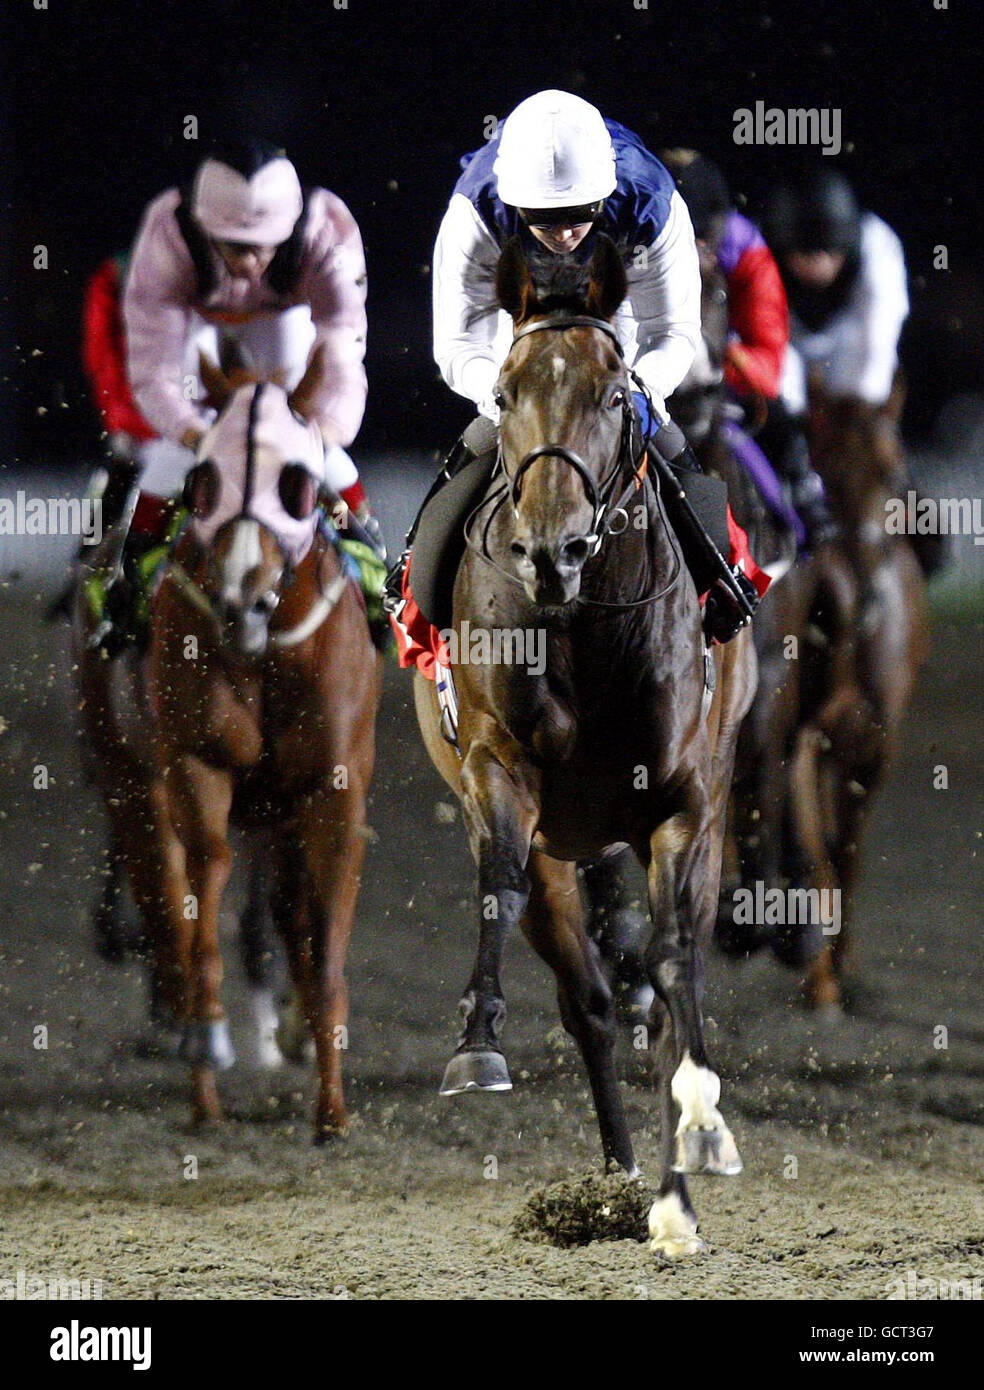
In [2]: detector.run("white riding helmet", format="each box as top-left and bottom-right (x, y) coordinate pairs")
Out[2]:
(193, 152), (303, 246)
(493, 90), (618, 209)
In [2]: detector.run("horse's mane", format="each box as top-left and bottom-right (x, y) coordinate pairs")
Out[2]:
(523, 248), (595, 314)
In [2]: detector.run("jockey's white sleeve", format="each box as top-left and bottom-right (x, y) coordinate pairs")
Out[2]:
(432, 194), (505, 420)
(627, 190), (702, 410)
(824, 214), (909, 404)
(432, 188), (701, 422)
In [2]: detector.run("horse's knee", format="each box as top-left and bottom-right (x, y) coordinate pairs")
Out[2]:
(558, 975), (616, 1050)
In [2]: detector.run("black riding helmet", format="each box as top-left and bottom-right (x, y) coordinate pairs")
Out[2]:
(761, 167), (861, 257)
(660, 148), (731, 239)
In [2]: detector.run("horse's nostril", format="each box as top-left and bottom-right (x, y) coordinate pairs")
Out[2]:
(562, 538), (590, 565)
(510, 541), (528, 559)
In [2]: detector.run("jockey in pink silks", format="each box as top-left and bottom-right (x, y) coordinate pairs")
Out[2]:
(101, 137), (387, 647)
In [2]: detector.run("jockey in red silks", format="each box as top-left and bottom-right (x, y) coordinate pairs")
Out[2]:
(388, 91), (766, 670)
(661, 150), (836, 549)
(97, 137), (387, 645)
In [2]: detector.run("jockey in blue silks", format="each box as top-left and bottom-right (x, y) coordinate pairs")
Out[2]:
(396, 90), (762, 645)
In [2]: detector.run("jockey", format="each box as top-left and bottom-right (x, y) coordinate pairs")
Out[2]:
(661, 149), (836, 548)
(408, 89), (762, 646)
(109, 137), (386, 643)
(761, 167), (943, 575)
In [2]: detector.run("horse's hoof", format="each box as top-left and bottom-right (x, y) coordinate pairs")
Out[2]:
(615, 981), (655, 1025)
(313, 1120), (349, 1145)
(275, 997), (315, 1065)
(648, 1191), (707, 1259)
(439, 1048), (513, 1096)
(245, 988), (285, 1070)
(672, 1125), (743, 1177)
(179, 1019), (236, 1071)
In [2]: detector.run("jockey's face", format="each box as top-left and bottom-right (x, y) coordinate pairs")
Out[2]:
(520, 202), (601, 255)
(785, 249), (846, 289)
(214, 240), (277, 282)
(527, 221), (595, 254)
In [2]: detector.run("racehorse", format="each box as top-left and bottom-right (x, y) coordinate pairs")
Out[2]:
(76, 349), (381, 1137)
(667, 249), (824, 970)
(791, 385), (928, 1009)
(414, 234), (757, 1256)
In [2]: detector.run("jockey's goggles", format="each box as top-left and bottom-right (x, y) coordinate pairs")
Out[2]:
(519, 201), (604, 229)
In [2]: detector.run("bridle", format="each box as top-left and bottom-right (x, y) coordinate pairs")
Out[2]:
(463, 313), (682, 610)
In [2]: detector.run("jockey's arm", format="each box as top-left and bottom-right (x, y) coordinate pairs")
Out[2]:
(82, 259), (157, 442)
(123, 191), (206, 447)
(296, 189), (369, 448)
(432, 195), (504, 421)
(724, 241), (789, 400)
(830, 215), (909, 405)
(625, 190), (702, 419)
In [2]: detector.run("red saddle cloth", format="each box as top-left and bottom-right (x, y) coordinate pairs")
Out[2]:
(392, 509), (770, 680)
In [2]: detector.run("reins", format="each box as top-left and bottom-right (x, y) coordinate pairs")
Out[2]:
(462, 314), (682, 611)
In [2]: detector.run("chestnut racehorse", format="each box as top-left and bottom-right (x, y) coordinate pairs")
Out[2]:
(414, 236), (757, 1257)
(78, 349), (381, 1137)
(792, 385), (928, 1009)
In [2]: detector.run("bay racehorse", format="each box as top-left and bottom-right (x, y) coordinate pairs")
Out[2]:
(414, 235), (757, 1256)
(791, 384), (928, 1009)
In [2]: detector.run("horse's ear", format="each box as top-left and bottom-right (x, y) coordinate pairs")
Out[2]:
(496, 235), (536, 323)
(288, 342), (328, 420)
(198, 351), (233, 410)
(585, 234), (628, 321)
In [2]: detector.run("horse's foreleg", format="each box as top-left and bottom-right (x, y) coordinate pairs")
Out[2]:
(524, 852), (636, 1174)
(165, 754), (235, 1123)
(239, 831), (284, 1070)
(293, 784), (365, 1141)
(645, 808), (741, 1259)
(440, 742), (538, 1096)
(580, 848), (653, 1020)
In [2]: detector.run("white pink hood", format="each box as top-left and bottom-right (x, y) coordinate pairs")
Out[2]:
(190, 382), (326, 567)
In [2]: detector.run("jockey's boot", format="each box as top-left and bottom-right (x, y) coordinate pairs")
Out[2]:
(778, 432), (838, 550)
(85, 492), (177, 655)
(333, 484), (392, 651)
(649, 418), (761, 645)
(45, 456), (140, 622)
(383, 416), (499, 617)
(758, 399), (837, 551)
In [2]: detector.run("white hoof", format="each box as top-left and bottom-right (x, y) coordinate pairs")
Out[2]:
(246, 987), (285, 1070)
(670, 1052), (743, 1176)
(648, 1190), (706, 1259)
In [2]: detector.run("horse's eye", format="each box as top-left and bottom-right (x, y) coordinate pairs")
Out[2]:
(279, 463), (319, 520)
(608, 387), (626, 409)
(493, 386), (508, 410)
(183, 460), (220, 519)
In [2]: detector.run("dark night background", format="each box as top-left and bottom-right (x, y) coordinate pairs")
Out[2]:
(1, 0), (980, 463)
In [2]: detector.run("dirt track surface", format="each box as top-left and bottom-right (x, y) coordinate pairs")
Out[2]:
(0, 576), (981, 1300)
